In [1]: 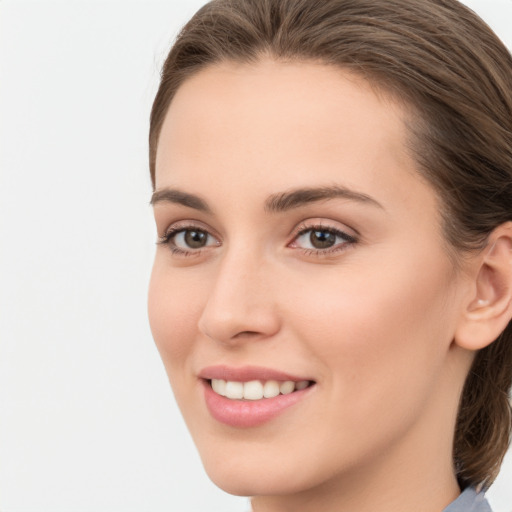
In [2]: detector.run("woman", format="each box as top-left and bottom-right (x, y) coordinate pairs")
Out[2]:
(147, 1), (512, 510)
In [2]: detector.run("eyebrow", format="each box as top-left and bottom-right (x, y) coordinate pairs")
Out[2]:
(264, 185), (384, 212)
(150, 188), (212, 213)
(150, 185), (383, 213)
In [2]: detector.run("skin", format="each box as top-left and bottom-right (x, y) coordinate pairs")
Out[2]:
(148, 59), (481, 512)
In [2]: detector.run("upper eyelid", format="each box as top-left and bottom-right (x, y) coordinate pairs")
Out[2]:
(161, 220), (221, 239)
(291, 218), (359, 239)
(159, 214), (356, 232)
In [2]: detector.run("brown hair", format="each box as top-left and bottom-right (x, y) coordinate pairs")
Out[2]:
(149, 0), (512, 489)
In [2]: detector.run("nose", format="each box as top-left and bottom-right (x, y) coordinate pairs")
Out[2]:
(197, 248), (281, 345)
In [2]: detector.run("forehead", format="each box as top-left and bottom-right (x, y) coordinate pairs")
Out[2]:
(154, 59), (431, 216)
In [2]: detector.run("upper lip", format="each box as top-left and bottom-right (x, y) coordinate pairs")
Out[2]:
(198, 365), (313, 382)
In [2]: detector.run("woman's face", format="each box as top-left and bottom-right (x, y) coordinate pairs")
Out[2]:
(149, 60), (472, 500)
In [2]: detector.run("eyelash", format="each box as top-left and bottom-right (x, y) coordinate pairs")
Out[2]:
(157, 224), (215, 257)
(292, 223), (358, 257)
(157, 223), (358, 258)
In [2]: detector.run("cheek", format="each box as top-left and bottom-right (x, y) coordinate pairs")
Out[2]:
(148, 258), (203, 369)
(286, 253), (457, 411)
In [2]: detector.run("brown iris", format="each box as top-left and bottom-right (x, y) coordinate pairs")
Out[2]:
(184, 229), (208, 248)
(310, 230), (336, 249)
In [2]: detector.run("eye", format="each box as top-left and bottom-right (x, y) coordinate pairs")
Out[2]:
(174, 229), (211, 249)
(290, 225), (357, 254)
(158, 225), (220, 255)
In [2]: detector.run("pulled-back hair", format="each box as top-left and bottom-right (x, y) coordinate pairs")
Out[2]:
(149, 0), (512, 489)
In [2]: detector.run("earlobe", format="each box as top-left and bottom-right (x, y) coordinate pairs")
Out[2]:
(455, 222), (512, 351)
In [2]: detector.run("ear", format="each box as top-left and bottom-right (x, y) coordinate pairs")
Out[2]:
(454, 222), (512, 351)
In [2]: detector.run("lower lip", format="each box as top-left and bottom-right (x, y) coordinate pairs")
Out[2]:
(202, 380), (314, 428)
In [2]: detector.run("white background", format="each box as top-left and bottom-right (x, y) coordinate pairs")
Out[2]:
(0, 1), (511, 511)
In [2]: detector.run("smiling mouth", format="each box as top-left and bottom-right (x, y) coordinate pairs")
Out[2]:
(208, 379), (314, 401)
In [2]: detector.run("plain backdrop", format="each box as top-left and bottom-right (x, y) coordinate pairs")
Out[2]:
(0, 1), (511, 511)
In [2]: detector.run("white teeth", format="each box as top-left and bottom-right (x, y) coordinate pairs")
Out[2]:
(263, 380), (280, 398)
(210, 379), (311, 400)
(295, 380), (309, 390)
(279, 381), (295, 395)
(244, 380), (264, 400)
(211, 379), (227, 396)
(225, 381), (244, 399)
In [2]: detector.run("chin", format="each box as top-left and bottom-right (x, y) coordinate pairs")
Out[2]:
(205, 467), (306, 497)
(199, 447), (315, 497)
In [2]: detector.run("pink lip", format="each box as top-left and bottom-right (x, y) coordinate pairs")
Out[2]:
(199, 365), (315, 428)
(198, 365), (311, 382)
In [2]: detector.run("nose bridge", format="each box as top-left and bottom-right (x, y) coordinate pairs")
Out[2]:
(198, 243), (279, 343)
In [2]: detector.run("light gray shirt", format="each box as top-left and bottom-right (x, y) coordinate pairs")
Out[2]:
(443, 488), (492, 512)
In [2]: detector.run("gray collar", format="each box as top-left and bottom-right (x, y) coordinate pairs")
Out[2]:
(443, 487), (492, 512)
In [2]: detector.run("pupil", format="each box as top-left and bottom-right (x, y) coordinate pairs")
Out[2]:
(310, 230), (336, 249)
(185, 230), (207, 248)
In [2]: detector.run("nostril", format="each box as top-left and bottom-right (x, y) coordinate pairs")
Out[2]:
(233, 330), (261, 339)
(198, 298), (281, 344)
